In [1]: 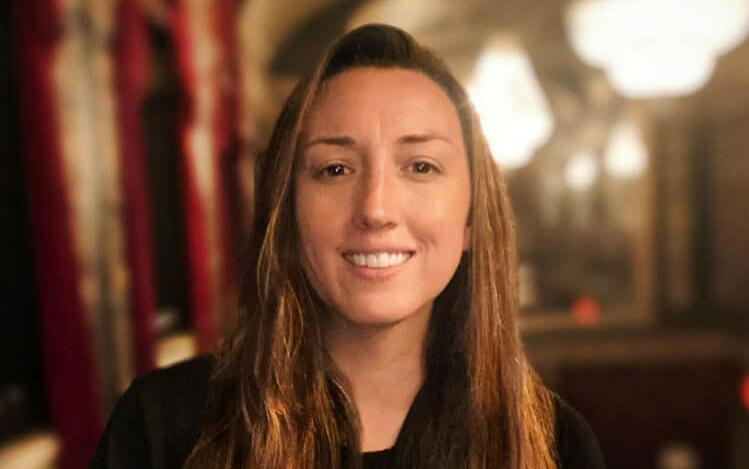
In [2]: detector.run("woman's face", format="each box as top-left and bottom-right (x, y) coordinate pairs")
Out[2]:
(295, 68), (471, 327)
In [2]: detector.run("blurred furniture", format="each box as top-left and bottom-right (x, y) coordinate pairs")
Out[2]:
(528, 330), (747, 469)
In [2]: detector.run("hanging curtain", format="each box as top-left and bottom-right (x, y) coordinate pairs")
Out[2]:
(14, 0), (159, 465)
(171, 0), (238, 351)
(114, 0), (158, 374)
(47, 0), (137, 412)
(13, 1), (105, 468)
(214, 0), (241, 321)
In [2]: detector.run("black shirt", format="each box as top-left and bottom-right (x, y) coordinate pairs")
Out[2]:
(90, 356), (606, 468)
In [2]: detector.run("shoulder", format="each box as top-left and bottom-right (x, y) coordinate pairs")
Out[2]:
(552, 394), (607, 469)
(134, 354), (214, 404)
(90, 355), (214, 469)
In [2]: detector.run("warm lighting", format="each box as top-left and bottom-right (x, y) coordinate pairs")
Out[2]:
(571, 295), (601, 326)
(657, 443), (701, 469)
(467, 39), (554, 170)
(518, 263), (538, 309)
(566, 0), (749, 98)
(565, 151), (598, 191)
(0, 432), (59, 469)
(604, 117), (648, 178)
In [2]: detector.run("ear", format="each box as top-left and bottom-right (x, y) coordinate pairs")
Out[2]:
(462, 225), (471, 251)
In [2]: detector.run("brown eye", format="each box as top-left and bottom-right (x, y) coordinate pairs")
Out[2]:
(324, 164), (347, 177)
(412, 161), (434, 174)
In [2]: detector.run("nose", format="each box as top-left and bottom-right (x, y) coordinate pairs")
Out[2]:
(353, 162), (398, 231)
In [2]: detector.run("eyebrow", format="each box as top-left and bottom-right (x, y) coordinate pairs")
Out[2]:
(302, 133), (454, 150)
(397, 133), (454, 146)
(302, 136), (356, 150)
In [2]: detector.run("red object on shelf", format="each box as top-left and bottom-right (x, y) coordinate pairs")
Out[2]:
(571, 295), (601, 326)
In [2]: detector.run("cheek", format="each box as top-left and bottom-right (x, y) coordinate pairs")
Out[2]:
(295, 199), (330, 302)
(295, 187), (344, 271)
(420, 186), (470, 247)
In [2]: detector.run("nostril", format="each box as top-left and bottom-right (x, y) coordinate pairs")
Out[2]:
(359, 213), (385, 227)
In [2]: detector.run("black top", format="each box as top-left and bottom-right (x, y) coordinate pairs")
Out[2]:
(90, 356), (606, 468)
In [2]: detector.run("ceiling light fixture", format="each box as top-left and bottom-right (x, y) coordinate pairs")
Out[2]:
(566, 0), (749, 98)
(467, 39), (554, 170)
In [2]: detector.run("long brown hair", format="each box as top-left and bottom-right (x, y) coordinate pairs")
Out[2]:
(184, 24), (557, 468)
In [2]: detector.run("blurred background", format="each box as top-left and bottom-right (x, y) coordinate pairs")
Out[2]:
(2, 0), (748, 467)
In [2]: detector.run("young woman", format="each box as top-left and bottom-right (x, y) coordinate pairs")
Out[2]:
(92, 24), (605, 468)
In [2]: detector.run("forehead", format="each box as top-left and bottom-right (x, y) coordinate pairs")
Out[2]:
(304, 68), (463, 141)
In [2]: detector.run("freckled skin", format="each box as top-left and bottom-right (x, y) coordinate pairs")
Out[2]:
(295, 68), (471, 328)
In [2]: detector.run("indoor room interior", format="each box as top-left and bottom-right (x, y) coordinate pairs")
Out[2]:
(2, 0), (749, 467)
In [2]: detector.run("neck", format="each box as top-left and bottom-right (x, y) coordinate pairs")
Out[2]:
(324, 303), (432, 451)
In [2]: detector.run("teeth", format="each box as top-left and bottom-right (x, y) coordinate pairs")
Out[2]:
(346, 252), (411, 268)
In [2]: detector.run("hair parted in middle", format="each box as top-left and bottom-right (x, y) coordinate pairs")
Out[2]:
(184, 23), (558, 469)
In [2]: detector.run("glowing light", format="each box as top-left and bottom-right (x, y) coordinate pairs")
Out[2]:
(566, 0), (749, 98)
(571, 296), (601, 326)
(604, 118), (648, 178)
(565, 151), (599, 191)
(467, 39), (554, 170)
(657, 443), (701, 469)
(742, 373), (749, 412)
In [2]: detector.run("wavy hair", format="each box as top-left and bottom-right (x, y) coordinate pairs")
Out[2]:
(184, 24), (557, 468)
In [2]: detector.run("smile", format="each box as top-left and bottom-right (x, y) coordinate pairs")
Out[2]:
(343, 252), (413, 269)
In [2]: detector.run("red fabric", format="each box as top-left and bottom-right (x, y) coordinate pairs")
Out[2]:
(226, 0), (254, 245)
(213, 0), (240, 310)
(171, 0), (219, 350)
(13, 1), (104, 467)
(114, 0), (157, 373)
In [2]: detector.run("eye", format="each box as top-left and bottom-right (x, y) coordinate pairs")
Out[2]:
(318, 163), (350, 178)
(411, 161), (437, 174)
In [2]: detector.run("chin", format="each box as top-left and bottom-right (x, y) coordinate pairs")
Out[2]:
(334, 300), (431, 328)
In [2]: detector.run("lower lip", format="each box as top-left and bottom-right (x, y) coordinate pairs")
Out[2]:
(343, 254), (413, 280)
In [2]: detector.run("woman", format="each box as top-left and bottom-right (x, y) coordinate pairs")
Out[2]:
(92, 24), (605, 468)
